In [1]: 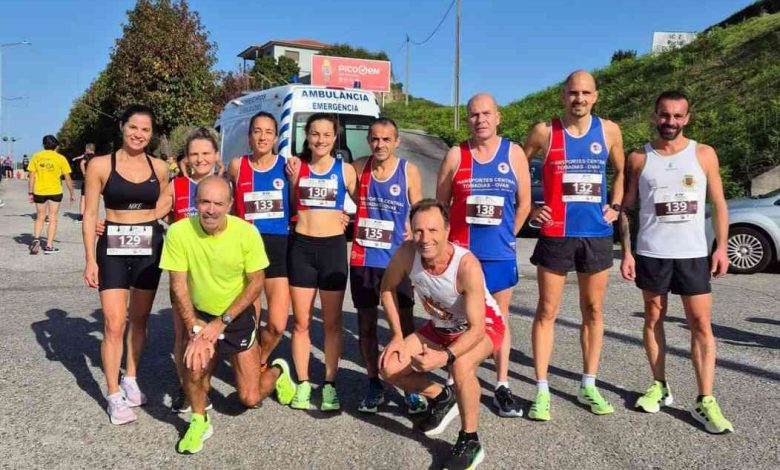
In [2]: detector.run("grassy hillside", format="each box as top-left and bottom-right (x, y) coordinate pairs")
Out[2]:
(384, 12), (780, 198)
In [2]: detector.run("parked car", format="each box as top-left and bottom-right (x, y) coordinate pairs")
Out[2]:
(705, 189), (780, 274)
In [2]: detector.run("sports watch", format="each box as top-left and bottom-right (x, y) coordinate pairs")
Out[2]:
(220, 313), (233, 326)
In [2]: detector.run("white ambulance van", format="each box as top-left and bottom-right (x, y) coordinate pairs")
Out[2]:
(215, 85), (380, 215)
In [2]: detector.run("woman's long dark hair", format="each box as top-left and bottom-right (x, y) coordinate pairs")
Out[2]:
(299, 113), (339, 163)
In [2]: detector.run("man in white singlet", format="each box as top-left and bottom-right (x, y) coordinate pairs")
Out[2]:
(620, 91), (733, 434)
(380, 199), (504, 470)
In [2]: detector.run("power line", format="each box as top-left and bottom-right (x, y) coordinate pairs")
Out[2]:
(409, 0), (456, 46)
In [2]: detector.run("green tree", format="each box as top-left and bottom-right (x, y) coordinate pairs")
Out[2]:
(213, 69), (253, 114)
(104, 0), (217, 137)
(325, 43), (389, 61)
(611, 49), (637, 63)
(57, 70), (117, 157)
(249, 56), (300, 89)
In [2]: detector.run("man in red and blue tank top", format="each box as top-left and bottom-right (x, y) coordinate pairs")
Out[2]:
(437, 93), (532, 417)
(523, 70), (625, 421)
(349, 118), (427, 415)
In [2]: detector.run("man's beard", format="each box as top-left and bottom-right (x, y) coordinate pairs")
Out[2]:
(657, 125), (683, 141)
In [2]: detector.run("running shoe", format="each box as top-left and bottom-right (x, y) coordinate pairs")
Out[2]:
(29, 239), (40, 255)
(493, 385), (523, 418)
(0, 200), (5, 208)
(405, 392), (429, 415)
(358, 382), (385, 413)
(635, 381), (673, 413)
(442, 431), (485, 470)
(417, 386), (459, 436)
(106, 392), (137, 425)
(43, 246), (60, 254)
(177, 413), (213, 455)
(170, 388), (212, 413)
(44, 216), (49, 223)
(528, 390), (551, 421)
(578, 385), (614, 415)
(290, 381), (312, 410)
(272, 358), (296, 406)
(120, 377), (147, 407)
(320, 383), (341, 412)
(690, 396), (734, 434)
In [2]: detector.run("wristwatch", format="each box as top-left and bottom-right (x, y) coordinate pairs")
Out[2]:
(610, 203), (622, 213)
(446, 348), (456, 366)
(220, 313), (233, 326)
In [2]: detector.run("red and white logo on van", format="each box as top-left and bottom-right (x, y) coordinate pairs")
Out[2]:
(390, 184), (401, 196)
(273, 178), (284, 189)
(498, 162), (510, 174)
(590, 142), (603, 154)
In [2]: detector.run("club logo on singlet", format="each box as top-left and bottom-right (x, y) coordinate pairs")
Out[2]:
(330, 174), (338, 180)
(389, 184), (401, 196)
(422, 295), (453, 321)
(683, 174), (696, 189)
(590, 142), (602, 154)
(498, 162), (510, 174)
(273, 178), (284, 189)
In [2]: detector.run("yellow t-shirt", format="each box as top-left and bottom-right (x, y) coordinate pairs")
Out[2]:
(28, 150), (71, 196)
(159, 215), (269, 316)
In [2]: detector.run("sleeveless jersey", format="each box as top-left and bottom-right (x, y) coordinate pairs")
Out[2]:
(295, 158), (347, 212)
(542, 116), (612, 237)
(636, 140), (708, 258)
(410, 243), (503, 332)
(172, 175), (198, 222)
(449, 138), (518, 261)
(350, 157), (410, 268)
(234, 155), (290, 235)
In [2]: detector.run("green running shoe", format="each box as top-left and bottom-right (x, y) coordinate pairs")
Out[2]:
(290, 381), (312, 410)
(176, 413), (213, 455)
(635, 381), (673, 413)
(528, 391), (551, 421)
(272, 358), (296, 406)
(691, 396), (734, 434)
(578, 385), (614, 415)
(320, 383), (340, 412)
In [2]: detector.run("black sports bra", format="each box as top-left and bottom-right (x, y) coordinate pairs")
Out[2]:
(102, 152), (160, 211)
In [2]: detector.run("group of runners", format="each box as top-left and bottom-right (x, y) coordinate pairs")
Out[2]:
(58, 68), (733, 469)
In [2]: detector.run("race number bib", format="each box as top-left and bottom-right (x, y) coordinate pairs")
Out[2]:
(243, 190), (284, 220)
(653, 192), (698, 222)
(355, 218), (394, 249)
(465, 195), (504, 225)
(106, 225), (153, 256)
(562, 173), (602, 203)
(299, 178), (337, 208)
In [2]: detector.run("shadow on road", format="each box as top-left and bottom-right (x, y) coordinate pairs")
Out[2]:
(13, 233), (37, 246)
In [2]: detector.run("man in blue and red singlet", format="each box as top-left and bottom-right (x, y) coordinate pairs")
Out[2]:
(522, 70), (625, 421)
(350, 117), (428, 415)
(437, 93), (531, 417)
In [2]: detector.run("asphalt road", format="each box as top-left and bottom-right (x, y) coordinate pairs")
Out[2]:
(0, 178), (778, 469)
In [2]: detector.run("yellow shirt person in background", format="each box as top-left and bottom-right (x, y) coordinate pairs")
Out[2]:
(26, 135), (75, 255)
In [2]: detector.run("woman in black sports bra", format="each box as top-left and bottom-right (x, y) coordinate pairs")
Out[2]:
(82, 104), (169, 425)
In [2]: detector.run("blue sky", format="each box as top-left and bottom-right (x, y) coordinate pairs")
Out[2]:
(0, 0), (753, 158)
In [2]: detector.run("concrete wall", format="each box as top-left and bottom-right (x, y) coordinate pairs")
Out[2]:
(751, 164), (780, 196)
(271, 46), (319, 77)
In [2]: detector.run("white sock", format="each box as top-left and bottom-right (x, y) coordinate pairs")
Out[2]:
(582, 374), (596, 388)
(122, 376), (137, 383)
(495, 381), (509, 391)
(537, 380), (549, 393)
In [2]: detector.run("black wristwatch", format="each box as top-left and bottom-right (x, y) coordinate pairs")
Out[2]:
(446, 348), (456, 366)
(220, 313), (233, 326)
(610, 203), (622, 213)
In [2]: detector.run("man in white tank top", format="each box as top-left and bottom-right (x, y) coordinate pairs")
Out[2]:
(379, 199), (505, 470)
(619, 91), (733, 434)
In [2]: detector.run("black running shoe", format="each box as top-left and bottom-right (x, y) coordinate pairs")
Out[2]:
(43, 246), (60, 254)
(442, 431), (485, 470)
(493, 385), (523, 417)
(29, 239), (41, 255)
(171, 388), (212, 414)
(417, 386), (459, 436)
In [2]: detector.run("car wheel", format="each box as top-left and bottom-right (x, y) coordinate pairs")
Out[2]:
(726, 226), (772, 274)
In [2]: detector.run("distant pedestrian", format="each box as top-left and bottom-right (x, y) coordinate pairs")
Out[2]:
(74, 143), (96, 223)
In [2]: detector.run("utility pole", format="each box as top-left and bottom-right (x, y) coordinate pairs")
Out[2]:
(405, 34), (410, 106)
(453, 0), (461, 130)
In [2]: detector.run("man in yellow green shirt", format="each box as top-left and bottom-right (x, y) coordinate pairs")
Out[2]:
(27, 135), (74, 254)
(159, 175), (295, 455)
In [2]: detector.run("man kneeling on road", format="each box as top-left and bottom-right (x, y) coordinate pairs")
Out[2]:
(379, 199), (504, 470)
(160, 176), (295, 455)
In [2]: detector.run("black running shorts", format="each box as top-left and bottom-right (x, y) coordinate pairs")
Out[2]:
(33, 193), (63, 204)
(261, 233), (288, 279)
(96, 221), (164, 291)
(350, 266), (414, 310)
(530, 236), (614, 273)
(288, 233), (348, 291)
(195, 304), (257, 356)
(635, 255), (712, 296)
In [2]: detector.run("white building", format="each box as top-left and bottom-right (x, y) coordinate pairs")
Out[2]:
(238, 39), (330, 81)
